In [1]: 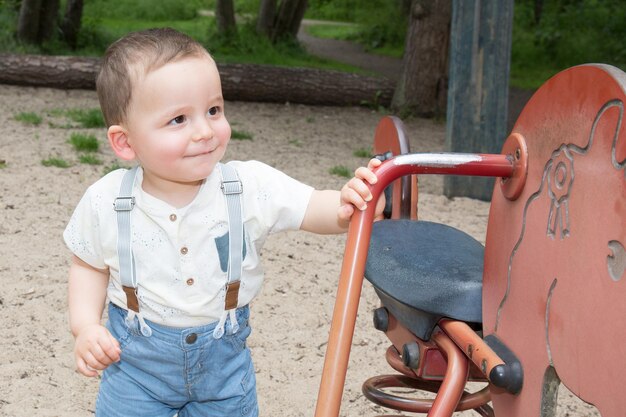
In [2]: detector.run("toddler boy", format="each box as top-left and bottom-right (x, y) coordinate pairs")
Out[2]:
(64, 27), (381, 416)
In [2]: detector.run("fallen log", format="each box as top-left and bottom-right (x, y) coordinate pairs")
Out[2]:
(0, 54), (394, 106)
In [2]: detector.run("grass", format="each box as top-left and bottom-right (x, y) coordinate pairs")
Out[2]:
(0, 160), (6, 169)
(79, 154), (103, 165)
(306, 23), (361, 41)
(231, 129), (253, 140)
(69, 133), (100, 152)
(14, 112), (42, 126)
(66, 109), (106, 128)
(353, 148), (370, 158)
(42, 157), (71, 168)
(47, 108), (106, 128)
(329, 165), (351, 178)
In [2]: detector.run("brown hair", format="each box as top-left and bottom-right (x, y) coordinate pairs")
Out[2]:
(96, 28), (210, 126)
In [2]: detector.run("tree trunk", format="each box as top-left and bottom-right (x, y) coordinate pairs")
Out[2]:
(256, 0), (276, 37)
(534, 0), (544, 24)
(391, 0), (451, 117)
(0, 54), (395, 107)
(215, 0), (237, 36)
(61, 0), (84, 48)
(17, 0), (43, 43)
(37, 0), (60, 42)
(271, 0), (307, 41)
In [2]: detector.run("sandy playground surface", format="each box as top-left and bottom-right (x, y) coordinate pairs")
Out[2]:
(0, 85), (600, 416)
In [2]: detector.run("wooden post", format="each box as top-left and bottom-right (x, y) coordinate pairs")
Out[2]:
(444, 0), (514, 200)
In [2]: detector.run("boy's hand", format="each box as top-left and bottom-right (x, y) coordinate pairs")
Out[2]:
(338, 158), (384, 221)
(74, 323), (121, 377)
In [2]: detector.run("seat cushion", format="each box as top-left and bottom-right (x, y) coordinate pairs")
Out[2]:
(365, 220), (484, 331)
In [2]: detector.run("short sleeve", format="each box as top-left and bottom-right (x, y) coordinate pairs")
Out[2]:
(63, 187), (106, 269)
(236, 161), (314, 233)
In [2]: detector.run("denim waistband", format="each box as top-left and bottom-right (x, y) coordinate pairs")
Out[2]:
(108, 302), (250, 348)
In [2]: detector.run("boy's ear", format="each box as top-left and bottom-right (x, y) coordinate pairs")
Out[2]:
(107, 125), (136, 161)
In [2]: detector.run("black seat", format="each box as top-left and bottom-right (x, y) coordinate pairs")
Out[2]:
(365, 220), (484, 340)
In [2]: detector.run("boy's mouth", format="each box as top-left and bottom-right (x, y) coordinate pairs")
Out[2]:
(185, 148), (214, 158)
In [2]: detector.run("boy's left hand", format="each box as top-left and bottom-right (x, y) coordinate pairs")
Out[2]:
(338, 158), (385, 221)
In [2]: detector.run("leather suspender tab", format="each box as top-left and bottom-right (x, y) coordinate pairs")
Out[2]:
(224, 281), (240, 310)
(122, 285), (140, 312)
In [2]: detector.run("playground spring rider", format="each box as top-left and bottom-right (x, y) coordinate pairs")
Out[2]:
(314, 64), (626, 417)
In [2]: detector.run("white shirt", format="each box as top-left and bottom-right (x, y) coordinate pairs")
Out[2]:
(64, 161), (314, 327)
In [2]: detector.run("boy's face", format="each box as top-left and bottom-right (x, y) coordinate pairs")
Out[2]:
(122, 56), (231, 187)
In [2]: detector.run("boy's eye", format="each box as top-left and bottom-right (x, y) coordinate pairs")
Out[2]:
(207, 107), (220, 116)
(169, 115), (186, 125)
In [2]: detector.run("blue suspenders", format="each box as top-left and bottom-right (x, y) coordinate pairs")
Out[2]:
(114, 163), (244, 338)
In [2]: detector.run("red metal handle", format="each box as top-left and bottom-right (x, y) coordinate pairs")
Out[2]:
(314, 152), (515, 417)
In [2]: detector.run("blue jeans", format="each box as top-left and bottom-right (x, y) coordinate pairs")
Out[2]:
(96, 303), (258, 417)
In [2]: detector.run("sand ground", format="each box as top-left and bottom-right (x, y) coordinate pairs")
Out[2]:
(0, 85), (600, 416)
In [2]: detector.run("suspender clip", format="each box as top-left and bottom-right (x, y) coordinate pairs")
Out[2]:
(221, 180), (243, 195)
(114, 196), (135, 211)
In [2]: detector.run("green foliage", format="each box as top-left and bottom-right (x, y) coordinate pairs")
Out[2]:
(306, 0), (359, 21)
(66, 108), (106, 128)
(79, 154), (103, 165)
(42, 157), (71, 168)
(353, 148), (370, 158)
(2, 0), (625, 93)
(329, 165), (351, 178)
(305, 23), (361, 41)
(14, 112), (42, 126)
(352, 0), (406, 53)
(69, 133), (100, 152)
(0, 159), (6, 169)
(231, 129), (253, 140)
(511, 0), (626, 89)
(83, 0), (205, 21)
(306, 0), (406, 56)
(206, 21), (363, 73)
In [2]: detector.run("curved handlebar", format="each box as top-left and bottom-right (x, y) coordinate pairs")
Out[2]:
(314, 151), (516, 417)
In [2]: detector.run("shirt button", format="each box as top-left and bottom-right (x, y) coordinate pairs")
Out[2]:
(169, 213), (177, 222)
(186, 333), (198, 344)
(186, 278), (195, 286)
(180, 247), (188, 255)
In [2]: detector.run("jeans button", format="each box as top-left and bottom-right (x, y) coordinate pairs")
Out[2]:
(186, 333), (198, 344)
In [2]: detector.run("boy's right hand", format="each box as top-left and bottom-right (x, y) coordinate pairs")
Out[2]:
(73, 323), (121, 377)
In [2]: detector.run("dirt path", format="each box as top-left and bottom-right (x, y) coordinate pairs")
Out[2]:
(298, 21), (403, 82)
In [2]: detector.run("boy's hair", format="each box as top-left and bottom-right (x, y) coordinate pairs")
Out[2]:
(96, 28), (210, 127)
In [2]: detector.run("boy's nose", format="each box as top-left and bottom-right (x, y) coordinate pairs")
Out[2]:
(192, 118), (213, 142)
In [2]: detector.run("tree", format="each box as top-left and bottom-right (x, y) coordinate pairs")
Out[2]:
(256, 0), (308, 42)
(17, 0), (43, 43)
(215, 0), (237, 37)
(17, 0), (60, 44)
(16, 0), (82, 48)
(38, 0), (60, 42)
(391, 0), (451, 117)
(60, 0), (84, 48)
(272, 0), (307, 41)
(256, 0), (276, 37)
